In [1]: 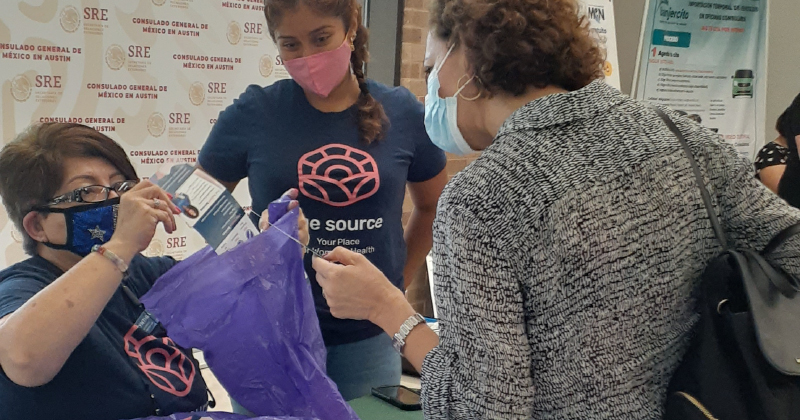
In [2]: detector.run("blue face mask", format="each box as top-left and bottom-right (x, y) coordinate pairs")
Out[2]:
(424, 44), (478, 156)
(40, 198), (119, 256)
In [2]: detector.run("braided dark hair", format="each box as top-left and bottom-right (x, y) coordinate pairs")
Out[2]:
(265, 0), (388, 144)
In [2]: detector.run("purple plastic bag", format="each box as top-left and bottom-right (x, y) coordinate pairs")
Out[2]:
(131, 413), (313, 420)
(141, 199), (358, 420)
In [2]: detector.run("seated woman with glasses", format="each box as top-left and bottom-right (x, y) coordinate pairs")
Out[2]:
(0, 123), (308, 420)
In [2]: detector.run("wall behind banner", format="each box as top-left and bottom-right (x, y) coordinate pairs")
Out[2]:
(0, 0), (287, 267)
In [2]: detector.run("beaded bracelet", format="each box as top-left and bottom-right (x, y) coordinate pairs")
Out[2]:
(91, 244), (129, 274)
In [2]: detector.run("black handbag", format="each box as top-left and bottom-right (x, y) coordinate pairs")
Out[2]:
(655, 108), (800, 420)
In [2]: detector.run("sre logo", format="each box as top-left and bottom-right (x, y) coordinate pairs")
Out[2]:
(128, 46), (151, 59)
(83, 7), (109, 21)
(35, 75), (62, 88)
(167, 237), (187, 248)
(208, 82), (227, 94)
(169, 113), (191, 124)
(244, 22), (263, 34)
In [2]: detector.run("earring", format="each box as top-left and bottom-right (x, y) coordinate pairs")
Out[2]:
(350, 39), (356, 52)
(457, 74), (483, 101)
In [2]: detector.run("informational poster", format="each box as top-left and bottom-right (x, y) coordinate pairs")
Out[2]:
(580, 0), (622, 90)
(633, 0), (768, 159)
(0, 0), (288, 267)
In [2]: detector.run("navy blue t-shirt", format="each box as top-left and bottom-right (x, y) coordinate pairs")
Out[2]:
(200, 79), (446, 345)
(0, 255), (208, 420)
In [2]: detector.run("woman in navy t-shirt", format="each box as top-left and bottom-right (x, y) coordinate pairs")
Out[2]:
(199, 0), (447, 403)
(0, 123), (209, 420)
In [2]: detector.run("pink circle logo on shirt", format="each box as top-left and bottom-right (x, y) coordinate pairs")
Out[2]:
(123, 325), (196, 397)
(298, 144), (380, 207)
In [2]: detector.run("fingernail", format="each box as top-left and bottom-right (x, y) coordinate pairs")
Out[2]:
(167, 193), (173, 199)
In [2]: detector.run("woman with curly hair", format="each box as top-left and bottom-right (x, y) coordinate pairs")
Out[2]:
(310, 0), (800, 418)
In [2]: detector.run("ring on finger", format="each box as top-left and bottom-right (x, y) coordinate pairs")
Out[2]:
(153, 198), (160, 208)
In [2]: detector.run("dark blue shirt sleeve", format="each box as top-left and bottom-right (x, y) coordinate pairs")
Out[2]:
(400, 88), (447, 183)
(0, 277), (45, 319)
(199, 84), (264, 183)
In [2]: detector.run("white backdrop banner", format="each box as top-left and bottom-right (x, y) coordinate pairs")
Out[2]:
(0, 0), (287, 267)
(580, 0), (622, 90)
(633, 0), (768, 160)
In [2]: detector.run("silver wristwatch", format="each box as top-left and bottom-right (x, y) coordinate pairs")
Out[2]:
(392, 313), (425, 353)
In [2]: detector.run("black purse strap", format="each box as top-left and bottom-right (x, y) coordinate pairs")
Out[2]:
(654, 108), (730, 251)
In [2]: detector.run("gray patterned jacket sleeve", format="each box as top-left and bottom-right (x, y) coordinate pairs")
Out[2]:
(421, 201), (534, 419)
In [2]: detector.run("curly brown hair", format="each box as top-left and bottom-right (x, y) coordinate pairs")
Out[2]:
(430, 0), (606, 95)
(265, 0), (388, 144)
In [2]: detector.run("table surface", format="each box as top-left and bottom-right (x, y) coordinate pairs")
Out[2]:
(349, 395), (424, 420)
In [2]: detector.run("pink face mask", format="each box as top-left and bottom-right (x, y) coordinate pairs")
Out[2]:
(284, 39), (352, 98)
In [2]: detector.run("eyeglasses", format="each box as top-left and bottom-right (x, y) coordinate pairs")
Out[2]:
(43, 180), (139, 206)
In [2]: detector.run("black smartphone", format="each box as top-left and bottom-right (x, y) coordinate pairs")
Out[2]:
(371, 385), (422, 411)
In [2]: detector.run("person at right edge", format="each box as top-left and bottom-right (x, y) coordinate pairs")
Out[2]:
(197, 0), (448, 409)
(768, 93), (800, 207)
(309, 0), (800, 418)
